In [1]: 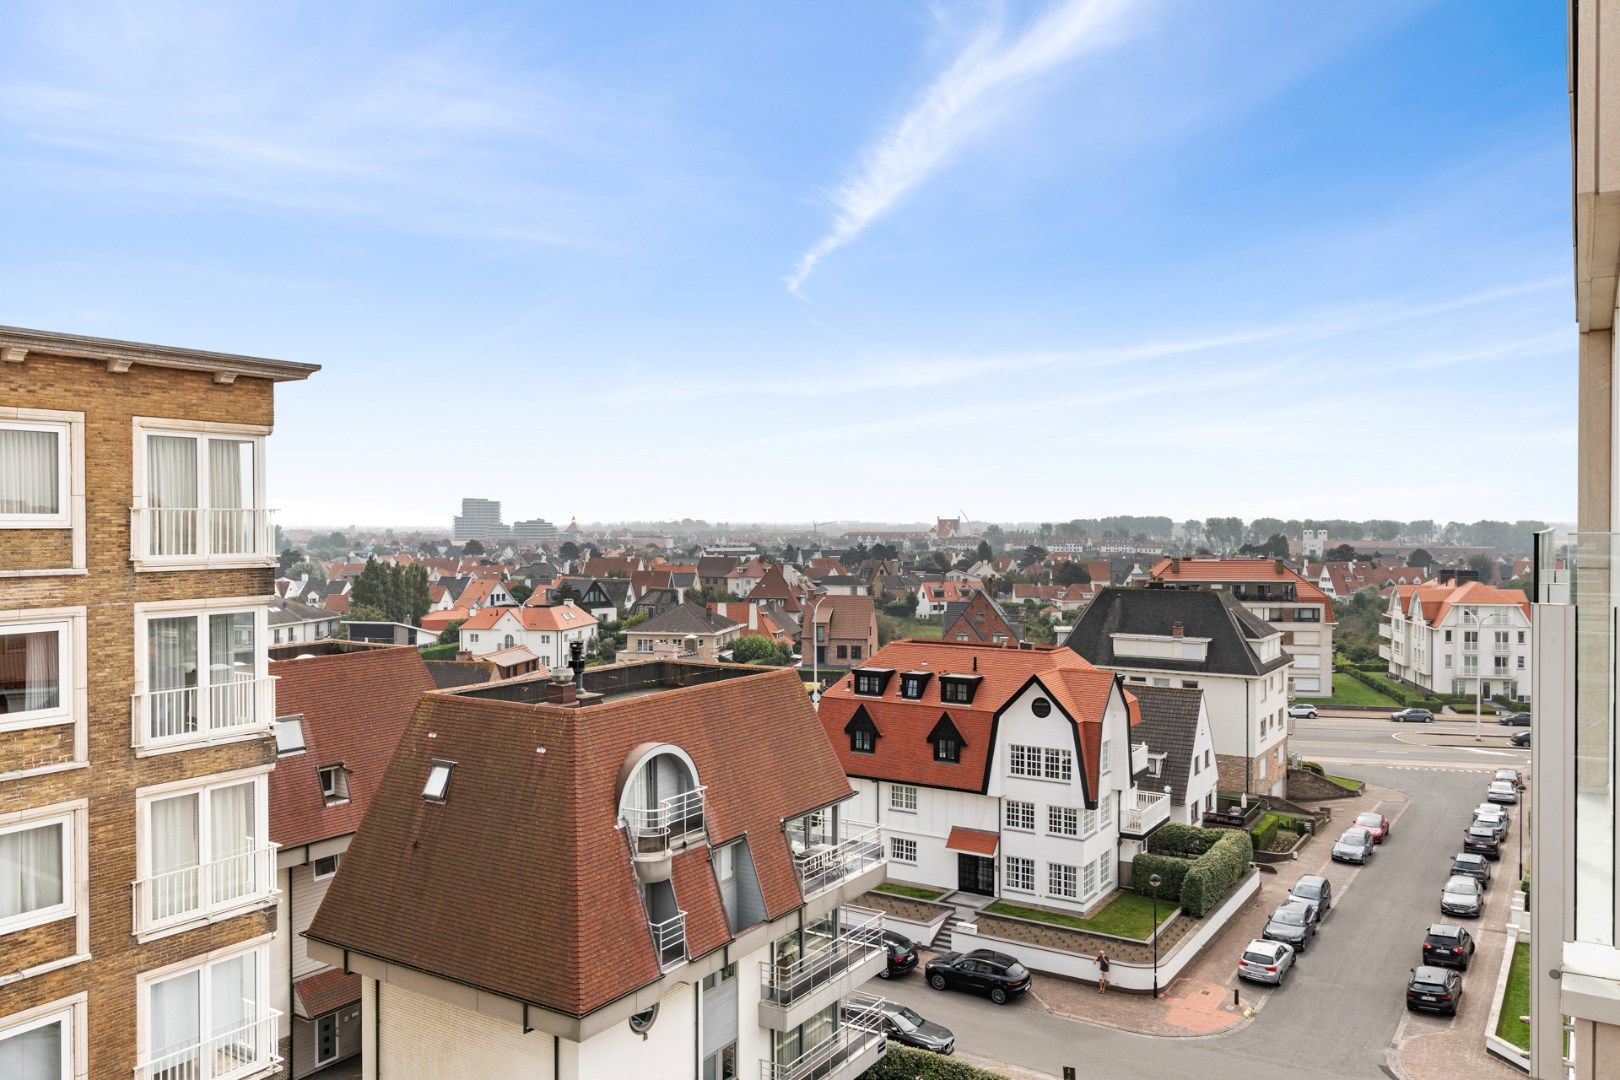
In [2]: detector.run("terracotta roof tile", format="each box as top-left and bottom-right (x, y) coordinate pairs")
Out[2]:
(670, 847), (731, 959)
(944, 826), (998, 856)
(294, 968), (361, 1019)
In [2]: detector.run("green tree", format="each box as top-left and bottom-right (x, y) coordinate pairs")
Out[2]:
(1409, 548), (1434, 568)
(278, 548), (306, 575)
(1325, 543), (1359, 561)
(1018, 545), (1047, 569)
(1052, 562), (1092, 586)
(462, 539), (486, 556)
(508, 581), (534, 605)
(559, 540), (581, 561)
(731, 635), (788, 665)
(1466, 554), (1497, 583)
(976, 540), (993, 563)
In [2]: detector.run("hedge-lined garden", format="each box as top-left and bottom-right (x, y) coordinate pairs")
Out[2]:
(1131, 824), (1254, 918)
(1250, 810), (1308, 852)
(863, 1045), (1007, 1079)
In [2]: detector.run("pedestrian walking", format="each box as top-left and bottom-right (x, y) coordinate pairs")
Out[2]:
(1097, 950), (1110, 993)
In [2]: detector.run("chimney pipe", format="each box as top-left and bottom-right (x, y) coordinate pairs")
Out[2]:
(1172, 622), (1184, 638)
(546, 675), (578, 706)
(568, 640), (586, 688)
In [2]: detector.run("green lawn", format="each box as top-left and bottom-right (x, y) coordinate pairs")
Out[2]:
(418, 642), (458, 660)
(878, 614), (942, 645)
(876, 881), (948, 901)
(1316, 677), (1401, 708)
(985, 890), (1174, 940)
(1496, 941), (1531, 1050)
(1324, 773), (1364, 792)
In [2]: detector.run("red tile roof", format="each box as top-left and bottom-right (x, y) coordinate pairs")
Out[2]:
(670, 847), (731, 959)
(294, 968), (361, 1019)
(458, 601), (597, 633)
(269, 646), (435, 849)
(1147, 557), (1337, 623)
(944, 826), (998, 856)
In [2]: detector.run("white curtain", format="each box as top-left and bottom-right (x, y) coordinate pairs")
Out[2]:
(147, 435), (198, 556)
(0, 822), (64, 920)
(150, 970), (201, 1060)
(0, 1018), (63, 1080)
(151, 795), (199, 919)
(148, 617), (198, 740)
(0, 629), (60, 716)
(210, 952), (257, 1038)
(0, 426), (58, 516)
(209, 783), (255, 902)
(208, 439), (252, 554)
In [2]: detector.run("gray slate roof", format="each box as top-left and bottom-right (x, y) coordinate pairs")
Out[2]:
(269, 598), (339, 626)
(1128, 684), (1205, 806)
(1062, 586), (1291, 678)
(634, 600), (742, 637)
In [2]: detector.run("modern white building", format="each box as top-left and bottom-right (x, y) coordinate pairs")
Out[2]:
(457, 601), (598, 669)
(817, 640), (1167, 911)
(305, 661), (891, 1080)
(1382, 579), (1533, 701)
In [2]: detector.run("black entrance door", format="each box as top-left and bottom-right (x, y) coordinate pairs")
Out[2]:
(957, 854), (995, 896)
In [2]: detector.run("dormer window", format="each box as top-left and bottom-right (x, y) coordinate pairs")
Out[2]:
(423, 760), (454, 801)
(928, 714), (966, 764)
(899, 672), (932, 700)
(274, 715), (306, 755)
(319, 765), (350, 805)
(939, 674), (981, 705)
(845, 707), (880, 754)
(851, 668), (894, 696)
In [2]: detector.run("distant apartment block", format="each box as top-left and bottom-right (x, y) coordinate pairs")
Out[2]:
(452, 497), (507, 542)
(512, 517), (559, 542)
(1382, 579), (1532, 700)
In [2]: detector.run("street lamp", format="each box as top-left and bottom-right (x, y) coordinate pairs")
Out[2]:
(809, 595), (828, 703)
(1148, 872), (1163, 1000)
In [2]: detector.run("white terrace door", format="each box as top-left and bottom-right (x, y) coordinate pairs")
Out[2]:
(145, 612), (259, 745)
(147, 951), (266, 1080)
(146, 433), (258, 558)
(145, 781), (259, 927)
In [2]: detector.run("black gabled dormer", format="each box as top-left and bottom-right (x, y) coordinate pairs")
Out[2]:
(844, 705), (881, 754)
(938, 673), (983, 705)
(927, 713), (966, 764)
(899, 670), (933, 700)
(851, 667), (896, 696)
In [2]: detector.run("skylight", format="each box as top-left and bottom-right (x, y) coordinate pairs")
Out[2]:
(423, 760), (455, 801)
(275, 715), (306, 755)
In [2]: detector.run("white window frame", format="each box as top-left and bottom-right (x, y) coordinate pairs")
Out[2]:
(0, 417), (71, 529)
(1004, 856), (1035, 893)
(132, 597), (272, 756)
(1048, 805), (1080, 837)
(1048, 862), (1078, 900)
(0, 995), (85, 1080)
(1081, 859), (1098, 898)
(1042, 747), (1073, 782)
(1004, 800), (1035, 831)
(889, 837), (918, 865)
(130, 417), (271, 571)
(311, 853), (341, 882)
(134, 768), (274, 941)
(889, 784), (918, 813)
(0, 616), (74, 734)
(136, 936), (275, 1080)
(0, 810), (75, 937)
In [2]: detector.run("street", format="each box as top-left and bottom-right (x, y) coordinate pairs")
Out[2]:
(875, 713), (1532, 1080)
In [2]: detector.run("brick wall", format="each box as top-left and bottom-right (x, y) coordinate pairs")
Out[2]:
(1213, 738), (1290, 797)
(1, 350), (281, 1079)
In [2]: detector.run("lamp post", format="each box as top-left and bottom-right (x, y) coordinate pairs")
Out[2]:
(809, 595), (828, 703)
(1148, 872), (1163, 1000)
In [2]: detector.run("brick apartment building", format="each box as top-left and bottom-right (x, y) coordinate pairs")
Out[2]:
(0, 326), (316, 1080)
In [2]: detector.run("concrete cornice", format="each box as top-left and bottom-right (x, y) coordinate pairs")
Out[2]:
(0, 324), (320, 382)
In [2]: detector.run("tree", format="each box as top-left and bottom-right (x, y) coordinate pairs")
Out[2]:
(1018, 545), (1047, 569)
(278, 548), (306, 575)
(553, 582), (581, 604)
(508, 581), (534, 605)
(559, 540), (581, 561)
(1052, 563), (1092, 586)
(731, 635), (789, 666)
(1363, 519), (1403, 542)
(1466, 554), (1497, 583)
(1409, 548), (1434, 568)
(1325, 543), (1359, 561)
(350, 557), (432, 626)
(461, 539), (486, 556)
(976, 540), (994, 563)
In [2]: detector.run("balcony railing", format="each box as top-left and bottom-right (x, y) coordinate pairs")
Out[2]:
(135, 1009), (282, 1080)
(760, 994), (887, 1080)
(792, 823), (884, 900)
(1120, 790), (1171, 836)
(134, 844), (278, 932)
(761, 908), (884, 1006)
(623, 786), (708, 861)
(133, 676), (277, 751)
(1130, 741), (1149, 776)
(131, 507), (278, 564)
(649, 911), (687, 969)
(1379, 624), (1392, 639)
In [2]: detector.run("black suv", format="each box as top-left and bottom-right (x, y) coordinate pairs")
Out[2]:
(1449, 852), (1493, 889)
(1462, 825), (1502, 860)
(925, 949), (1032, 1005)
(878, 930), (918, 979)
(1406, 965), (1463, 1016)
(1421, 925), (1476, 971)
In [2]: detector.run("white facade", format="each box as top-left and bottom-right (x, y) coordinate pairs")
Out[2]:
(273, 840), (361, 1077)
(460, 608), (598, 670)
(1383, 593), (1532, 700)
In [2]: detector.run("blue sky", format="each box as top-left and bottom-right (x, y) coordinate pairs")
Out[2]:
(0, 1), (1573, 527)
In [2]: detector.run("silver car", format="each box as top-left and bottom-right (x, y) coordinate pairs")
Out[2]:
(1473, 806), (1509, 841)
(1486, 780), (1519, 805)
(1440, 875), (1483, 918)
(1331, 826), (1376, 865)
(1237, 938), (1295, 985)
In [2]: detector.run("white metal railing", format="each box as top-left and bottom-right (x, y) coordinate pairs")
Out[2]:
(622, 786), (708, 860)
(1379, 624), (1392, 639)
(759, 994), (887, 1080)
(131, 507), (278, 563)
(761, 908), (884, 1004)
(134, 844), (278, 931)
(1130, 741), (1148, 776)
(649, 911), (687, 969)
(1121, 790), (1171, 835)
(133, 676), (276, 750)
(792, 823), (884, 899)
(135, 1009), (282, 1080)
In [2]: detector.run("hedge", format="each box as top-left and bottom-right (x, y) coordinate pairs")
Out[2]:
(863, 1045), (1008, 1079)
(1145, 823), (1223, 858)
(1250, 812), (1280, 851)
(1181, 830), (1253, 917)
(1135, 827), (1253, 918)
(1129, 853), (1190, 901)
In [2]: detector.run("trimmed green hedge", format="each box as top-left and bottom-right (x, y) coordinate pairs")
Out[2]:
(1130, 853), (1189, 901)
(1134, 827), (1252, 917)
(1251, 812), (1280, 851)
(1182, 830), (1252, 917)
(863, 1045), (1007, 1079)
(1145, 823), (1223, 858)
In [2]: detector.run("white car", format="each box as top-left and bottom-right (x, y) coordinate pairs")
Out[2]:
(1486, 780), (1519, 805)
(1287, 704), (1319, 719)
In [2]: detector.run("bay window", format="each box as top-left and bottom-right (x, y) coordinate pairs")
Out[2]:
(0, 814), (72, 936)
(0, 621), (67, 728)
(137, 776), (272, 935)
(0, 1006), (72, 1080)
(0, 419), (69, 528)
(140, 945), (276, 1080)
(137, 606), (270, 750)
(133, 422), (270, 565)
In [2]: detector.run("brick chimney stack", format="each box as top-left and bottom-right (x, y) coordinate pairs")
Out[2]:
(1172, 622), (1184, 638)
(546, 675), (578, 706)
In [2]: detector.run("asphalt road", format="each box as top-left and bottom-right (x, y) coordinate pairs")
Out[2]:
(874, 719), (1528, 1080)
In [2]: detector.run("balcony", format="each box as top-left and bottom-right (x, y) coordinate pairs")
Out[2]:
(1378, 645), (1391, 661)
(759, 908), (886, 1030)
(132, 676), (277, 753)
(1379, 624), (1392, 639)
(130, 507), (278, 567)
(1130, 741), (1149, 776)
(622, 786), (707, 882)
(792, 823), (885, 901)
(134, 844), (279, 936)
(135, 1008), (282, 1080)
(759, 994), (888, 1080)
(648, 911), (687, 970)
(1119, 790), (1171, 838)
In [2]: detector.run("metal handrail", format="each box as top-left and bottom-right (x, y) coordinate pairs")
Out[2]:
(132, 675), (276, 749)
(759, 995), (887, 1080)
(761, 908), (884, 1001)
(131, 507), (278, 561)
(622, 786), (708, 859)
(649, 911), (687, 969)
(134, 843), (279, 930)
(792, 823), (884, 899)
(134, 1009), (282, 1080)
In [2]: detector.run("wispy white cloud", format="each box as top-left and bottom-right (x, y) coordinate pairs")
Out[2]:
(787, 0), (1151, 292)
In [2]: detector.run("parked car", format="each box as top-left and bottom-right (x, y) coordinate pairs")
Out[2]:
(1332, 826), (1377, 865)
(1354, 811), (1391, 843)
(1449, 852), (1493, 889)
(1422, 924), (1476, 970)
(1289, 875), (1333, 922)
(879, 930), (918, 979)
(1463, 824), (1502, 860)
(1237, 939), (1296, 986)
(1287, 704), (1319, 719)
(1494, 767), (1525, 790)
(1406, 965), (1464, 1016)
(1391, 707), (1434, 723)
(1487, 780), (1519, 805)
(1440, 875), (1484, 918)
(872, 1001), (955, 1054)
(1497, 711), (1532, 727)
(925, 949), (1032, 1005)
(1473, 805), (1509, 840)
(1263, 901), (1317, 953)
(1510, 730), (1531, 748)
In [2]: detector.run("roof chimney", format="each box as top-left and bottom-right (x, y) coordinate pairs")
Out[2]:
(546, 674), (578, 706)
(568, 640), (586, 688)
(1275, 559), (1286, 574)
(1172, 622), (1184, 638)
(1170, 557), (1181, 573)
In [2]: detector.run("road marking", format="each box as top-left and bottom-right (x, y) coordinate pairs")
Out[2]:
(1463, 748), (1515, 757)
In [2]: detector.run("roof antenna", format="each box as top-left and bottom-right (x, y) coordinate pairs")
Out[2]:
(568, 640), (586, 688)
(972, 655), (978, 672)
